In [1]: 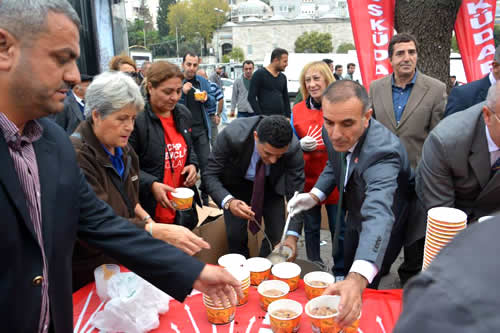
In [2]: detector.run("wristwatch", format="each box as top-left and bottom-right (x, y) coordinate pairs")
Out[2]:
(224, 198), (234, 210)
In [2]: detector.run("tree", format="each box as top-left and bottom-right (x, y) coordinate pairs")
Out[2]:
(495, 25), (500, 48)
(127, 19), (161, 48)
(168, 0), (229, 53)
(395, 0), (462, 85)
(157, 0), (176, 37)
(222, 47), (245, 63)
(337, 42), (356, 53)
(294, 31), (333, 53)
(450, 35), (459, 53)
(137, 0), (154, 32)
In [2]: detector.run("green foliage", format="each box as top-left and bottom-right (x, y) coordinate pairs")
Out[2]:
(495, 25), (500, 48)
(167, 0), (229, 44)
(450, 35), (459, 52)
(229, 47), (245, 62)
(295, 31), (333, 53)
(336, 42), (356, 53)
(127, 19), (160, 48)
(157, 0), (176, 37)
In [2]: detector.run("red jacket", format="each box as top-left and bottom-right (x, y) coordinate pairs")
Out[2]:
(292, 100), (339, 204)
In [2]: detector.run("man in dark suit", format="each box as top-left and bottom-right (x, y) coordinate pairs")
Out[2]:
(287, 80), (412, 328)
(0, 1), (240, 332)
(53, 73), (92, 134)
(444, 45), (500, 117)
(416, 82), (500, 224)
(203, 115), (304, 257)
(393, 215), (500, 332)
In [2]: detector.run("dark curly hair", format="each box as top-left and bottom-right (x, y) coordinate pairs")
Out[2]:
(256, 115), (293, 148)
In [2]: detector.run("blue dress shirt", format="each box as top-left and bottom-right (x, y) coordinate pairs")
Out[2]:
(391, 71), (417, 124)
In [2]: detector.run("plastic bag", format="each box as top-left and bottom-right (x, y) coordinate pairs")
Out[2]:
(92, 272), (172, 333)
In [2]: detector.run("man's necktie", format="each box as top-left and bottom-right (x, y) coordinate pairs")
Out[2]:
(332, 152), (348, 256)
(492, 156), (500, 176)
(249, 159), (266, 235)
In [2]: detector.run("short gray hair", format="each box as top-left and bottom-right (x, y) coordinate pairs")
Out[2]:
(84, 71), (145, 119)
(0, 0), (81, 42)
(486, 83), (499, 112)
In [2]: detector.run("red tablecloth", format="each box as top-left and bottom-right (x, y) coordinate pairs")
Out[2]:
(73, 278), (403, 332)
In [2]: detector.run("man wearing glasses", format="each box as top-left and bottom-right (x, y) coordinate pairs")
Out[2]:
(416, 82), (500, 225)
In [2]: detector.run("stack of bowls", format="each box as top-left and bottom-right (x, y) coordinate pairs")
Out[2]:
(225, 265), (251, 306)
(202, 293), (236, 325)
(423, 207), (467, 270)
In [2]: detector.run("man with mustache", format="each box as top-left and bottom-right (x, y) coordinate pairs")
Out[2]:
(286, 80), (412, 328)
(0, 1), (240, 331)
(369, 33), (447, 285)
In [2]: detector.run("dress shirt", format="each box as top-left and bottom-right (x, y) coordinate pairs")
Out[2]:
(489, 71), (497, 86)
(485, 125), (500, 166)
(73, 92), (84, 108)
(221, 140), (270, 207)
(0, 113), (50, 333)
(391, 71), (417, 124)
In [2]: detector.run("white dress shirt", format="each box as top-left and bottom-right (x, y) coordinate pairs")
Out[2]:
(485, 125), (500, 166)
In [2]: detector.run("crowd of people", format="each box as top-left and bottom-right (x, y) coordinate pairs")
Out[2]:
(2, 0), (500, 332)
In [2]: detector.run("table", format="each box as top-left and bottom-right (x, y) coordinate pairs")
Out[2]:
(73, 279), (403, 332)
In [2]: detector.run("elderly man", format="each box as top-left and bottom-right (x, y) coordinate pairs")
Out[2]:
(416, 82), (500, 225)
(445, 46), (500, 117)
(287, 80), (412, 328)
(0, 1), (240, 332)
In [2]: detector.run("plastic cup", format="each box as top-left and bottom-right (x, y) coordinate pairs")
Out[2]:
(304, 271), (335, 300)
(427, 224), (463, 236)
(246, 257), (272, 286)
(305, 295), (341, 332)
(427, 207), (467, 225)
(257, 280), (290, 311)
(271, 262), (301, 292)
(171, 187), (194, 210)
(218, 253), (247, 268)
(428, 218), (466, 230)
(194, 90), (207, 101)
(225, 265), (251, 306)
(94, 264), (120, 301)
(268, 299), (303, 333)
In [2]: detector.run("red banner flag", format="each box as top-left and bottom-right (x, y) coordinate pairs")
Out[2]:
(348, 0), (396, 89)
(455, 0), (497, 83)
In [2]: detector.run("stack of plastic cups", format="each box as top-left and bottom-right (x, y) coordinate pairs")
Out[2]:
(423, 207), (467, 270)
(225, 265), (251, 306)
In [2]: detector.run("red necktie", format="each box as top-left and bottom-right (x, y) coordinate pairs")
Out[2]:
(249, 159), (266, 235)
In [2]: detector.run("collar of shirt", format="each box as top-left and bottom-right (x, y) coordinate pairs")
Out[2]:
(0, 112), (43, 150)
(72, 90), (84, 107)
(391, 70), (418, 89)
(245, 140), (271, 181)
(489, 72), (497, 86)
(485, 125), (500, 165)
(344, 142), (358, 187)
(101, 144), (124, 173)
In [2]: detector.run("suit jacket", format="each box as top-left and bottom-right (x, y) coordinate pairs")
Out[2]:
(290, 119), (412, 269)
(444, 75), (491, 118)
(203, 116), (304, 217)
(393, 216), (500, 332)
(416, 102), (500, 222)
(0, 118), (205, 332)
(370, 71), (447, 169)
(54, 90), (84, 135)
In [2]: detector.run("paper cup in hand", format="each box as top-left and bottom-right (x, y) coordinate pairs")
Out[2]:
(304, 271), (335, 300)
(305, 295), (341, 332)
(171, 187), (194, 210)
(94, 264), (120, 301)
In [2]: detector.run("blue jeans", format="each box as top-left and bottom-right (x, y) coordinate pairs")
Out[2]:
(303, 204), (345, 276)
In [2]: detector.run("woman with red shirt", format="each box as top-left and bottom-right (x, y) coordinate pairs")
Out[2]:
(130, 61), (202, 229)
(291, 61), (345, 276)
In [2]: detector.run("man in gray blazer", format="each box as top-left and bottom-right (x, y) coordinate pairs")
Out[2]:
(369, 33), (446, 283)
(203, 115), (304, 257)
(416, 83), (500, 224)
(287, 80), (412, 328)
(54, 74), (92, 134)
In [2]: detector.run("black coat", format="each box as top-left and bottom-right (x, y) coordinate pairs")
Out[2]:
(0, 118), (204, 332)
(129, 101), (200, 216)
(444, 75), (491, 117)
